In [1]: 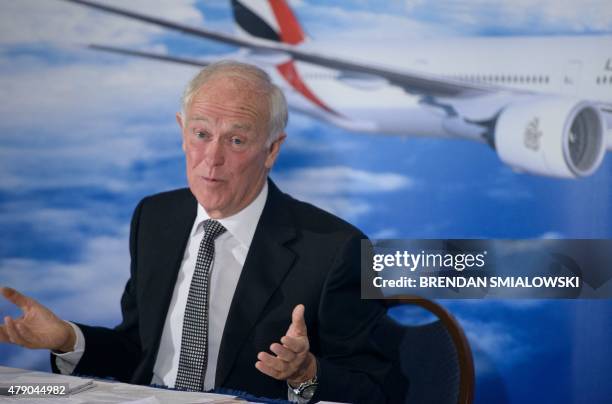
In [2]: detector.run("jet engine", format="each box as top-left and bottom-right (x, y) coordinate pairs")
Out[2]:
(494, 98), (605, 178)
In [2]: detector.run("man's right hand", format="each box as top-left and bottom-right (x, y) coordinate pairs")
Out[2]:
(0, 287), (75, 352)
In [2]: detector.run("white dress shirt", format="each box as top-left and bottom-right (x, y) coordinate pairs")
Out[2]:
(55, 182), (268, 392)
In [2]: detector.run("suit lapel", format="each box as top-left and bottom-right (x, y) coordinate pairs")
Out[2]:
(216, 181), (297, 386)
(140, 190), (197, 359)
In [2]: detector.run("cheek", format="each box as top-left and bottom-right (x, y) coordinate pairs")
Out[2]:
(236, 152), (264, 172)
(185, 147), (204, 167)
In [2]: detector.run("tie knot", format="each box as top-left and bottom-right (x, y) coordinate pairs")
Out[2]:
(202, 219), (226, 241)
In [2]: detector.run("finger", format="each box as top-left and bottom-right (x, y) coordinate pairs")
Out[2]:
(4, 317), (26, 346)
(1, 287), (31, 311)
(257, 351), (286, 373)
(14, 322), (38, 347)
(0, 325), (10, 343)
(270, 342), (297, 362)
(255, 360), (282, 380)
(281, 335), (308, 353)
(287, 304), (307, 337)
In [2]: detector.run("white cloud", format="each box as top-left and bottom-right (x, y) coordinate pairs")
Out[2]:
(298, 3), (456, 46)
(0, 0), (204, 47)
(370, 228), (400, 239)
(539, 231), (564, 239)
(0, 231), (130, 323)
(0, 52), (193, 193)
(0, 57), (194, 132)
(273, 166), (412, 220)
(485, 168), (533, 202)
(459, 317), (531, 374)
(298, 195), (373, 220)
(402, 0), (612, 33)
(275, 166), (412, 195)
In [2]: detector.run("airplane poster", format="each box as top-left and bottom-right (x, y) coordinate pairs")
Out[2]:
(0, 1), (611, 402)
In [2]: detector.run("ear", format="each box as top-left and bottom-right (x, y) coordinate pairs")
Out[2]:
(176, 112), (186, 152)
(265, 133), (286, 169)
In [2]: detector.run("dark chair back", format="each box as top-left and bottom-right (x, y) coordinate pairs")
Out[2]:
(372, 296), (474, 404)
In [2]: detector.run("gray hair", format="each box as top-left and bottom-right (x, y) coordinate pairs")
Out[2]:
(180, 60), (288, 145)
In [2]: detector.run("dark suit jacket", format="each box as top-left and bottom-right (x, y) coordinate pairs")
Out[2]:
(57, 180), (388, 402)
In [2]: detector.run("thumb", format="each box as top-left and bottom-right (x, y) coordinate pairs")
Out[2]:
(287, 304), (307, 337)
(1, 287), (31, 311)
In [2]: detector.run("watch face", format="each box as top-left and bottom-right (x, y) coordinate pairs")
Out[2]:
(301, 384), (317, 400)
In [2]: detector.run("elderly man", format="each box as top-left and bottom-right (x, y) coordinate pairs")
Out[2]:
(0, 61), (387, 403)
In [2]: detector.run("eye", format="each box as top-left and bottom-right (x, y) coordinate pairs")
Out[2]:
(230, 136), (245, 146)
(195, 131), (208, 139)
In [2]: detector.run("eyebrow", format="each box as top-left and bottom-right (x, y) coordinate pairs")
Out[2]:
(231, 123), (252, 131)
(188, 116), (252, 131)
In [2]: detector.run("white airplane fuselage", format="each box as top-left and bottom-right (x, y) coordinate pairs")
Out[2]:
(271, 35), (612, 139)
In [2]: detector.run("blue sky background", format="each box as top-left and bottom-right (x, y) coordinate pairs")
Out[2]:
(1, 1), (611, 402)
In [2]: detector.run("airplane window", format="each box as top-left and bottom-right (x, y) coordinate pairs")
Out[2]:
(597, 77), (600, 84)
(604, 76), (608, 84)
(546, 76), (549, 83)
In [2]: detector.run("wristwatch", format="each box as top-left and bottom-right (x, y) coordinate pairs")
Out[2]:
(289, 375), (318, 401)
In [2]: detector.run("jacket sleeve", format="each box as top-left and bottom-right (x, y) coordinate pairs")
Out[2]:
(311, 233), (389, 404)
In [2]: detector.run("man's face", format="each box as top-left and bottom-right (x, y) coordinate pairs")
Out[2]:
(178, 75), (284, 219)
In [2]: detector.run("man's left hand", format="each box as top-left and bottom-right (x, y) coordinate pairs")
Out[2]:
(255, 304), (317, 385)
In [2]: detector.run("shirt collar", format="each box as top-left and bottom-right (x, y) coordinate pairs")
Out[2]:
(191, 181), (268, 249)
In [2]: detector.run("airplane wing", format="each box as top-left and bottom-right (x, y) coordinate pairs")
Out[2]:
(61, 0), (509, 98)
(88, 44), (209, 67)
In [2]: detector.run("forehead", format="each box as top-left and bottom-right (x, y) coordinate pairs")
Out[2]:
(187, 75), (270, 125)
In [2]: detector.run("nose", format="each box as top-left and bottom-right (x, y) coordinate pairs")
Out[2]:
(204, 139), (225, 167)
